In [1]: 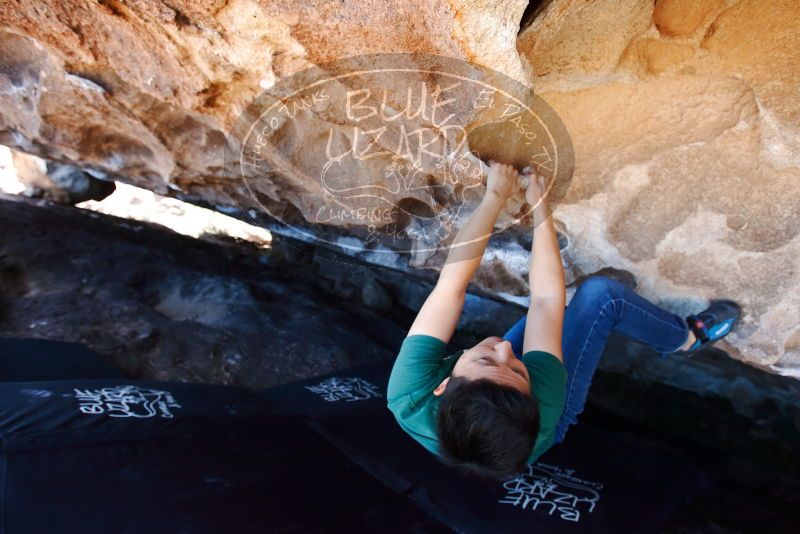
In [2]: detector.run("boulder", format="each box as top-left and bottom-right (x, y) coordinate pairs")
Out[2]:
(11, 149), (115, 204)
(0, 0), (798, 377)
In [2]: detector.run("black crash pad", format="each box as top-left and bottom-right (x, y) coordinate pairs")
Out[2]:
(0, 337), (125, 381)
(0, 338), (710, 532)
(0, 378), (447, 533)
(259, 361), (710, 533)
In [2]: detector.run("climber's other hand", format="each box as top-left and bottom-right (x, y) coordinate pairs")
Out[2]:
(486, 161), (518, 202)
(524, 168), (548, 207)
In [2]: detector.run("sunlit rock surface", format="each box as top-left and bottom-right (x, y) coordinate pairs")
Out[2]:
(518, 0), (800, 375)
(0, 0), (798, 376)
(10, 149), (115, 204)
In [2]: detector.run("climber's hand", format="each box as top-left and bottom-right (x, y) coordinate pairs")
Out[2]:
(485, 161), (518, 201)
(522, 166), (551, 219)
(522, 166), (546, 205)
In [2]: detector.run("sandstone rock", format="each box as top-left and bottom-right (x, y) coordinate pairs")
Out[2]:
(517, 0), (653, 76)
(700, 0), (800, 125)
(0, 0), (798, 378)
(619, 38), (696, 76)
(11, 149), (115, 204)
(8, 150), (46, 192)
(653, 0), (724, 37)
(519, 0), (800, 374)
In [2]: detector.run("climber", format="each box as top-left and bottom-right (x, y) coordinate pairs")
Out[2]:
(387, 161), (741, 480)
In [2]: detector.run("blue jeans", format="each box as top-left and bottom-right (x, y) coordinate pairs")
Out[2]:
(501, 275), (690, 445)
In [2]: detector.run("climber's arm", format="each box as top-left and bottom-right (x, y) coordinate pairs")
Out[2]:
(407, 196), (503, 343)
(522, 171), (565, 361)
(407, 162), (517, 343)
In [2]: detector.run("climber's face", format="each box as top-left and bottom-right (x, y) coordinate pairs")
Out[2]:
(433, 336), (530, 396)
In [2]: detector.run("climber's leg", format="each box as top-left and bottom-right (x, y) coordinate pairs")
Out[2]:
(552, 275), (690, 444)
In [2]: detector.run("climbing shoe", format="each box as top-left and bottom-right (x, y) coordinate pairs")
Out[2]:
(680, 299), (741, 356)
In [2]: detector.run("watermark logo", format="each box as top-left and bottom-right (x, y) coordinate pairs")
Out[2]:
(224, 53), (573, 257)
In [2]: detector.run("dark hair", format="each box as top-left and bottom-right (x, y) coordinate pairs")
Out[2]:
(436, 375), (539, 481)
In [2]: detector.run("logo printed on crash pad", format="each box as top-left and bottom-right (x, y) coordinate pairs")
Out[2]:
(74, 385), (182, 418)
(305, 377), (382, 402)
(499, 462), (603, 522)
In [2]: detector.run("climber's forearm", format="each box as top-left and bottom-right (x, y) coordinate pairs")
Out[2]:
(437, 192), (504, 294)
(529, 213), (565, 304)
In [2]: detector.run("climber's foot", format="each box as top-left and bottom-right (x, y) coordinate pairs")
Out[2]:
(678, 300), (741, 356)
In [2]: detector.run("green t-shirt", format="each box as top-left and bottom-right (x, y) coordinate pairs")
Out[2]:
(387, 334), (567, 464)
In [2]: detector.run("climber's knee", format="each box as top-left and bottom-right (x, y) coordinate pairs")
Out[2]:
(572, 275), (626, 310)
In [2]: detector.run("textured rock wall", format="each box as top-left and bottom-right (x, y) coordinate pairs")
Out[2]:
(0, 0), (798, 376)
(11, 149), (115, 203)
(517, 0), (800, 375)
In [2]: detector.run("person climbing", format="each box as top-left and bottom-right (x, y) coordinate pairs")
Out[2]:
(387, 161), (741, 480)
